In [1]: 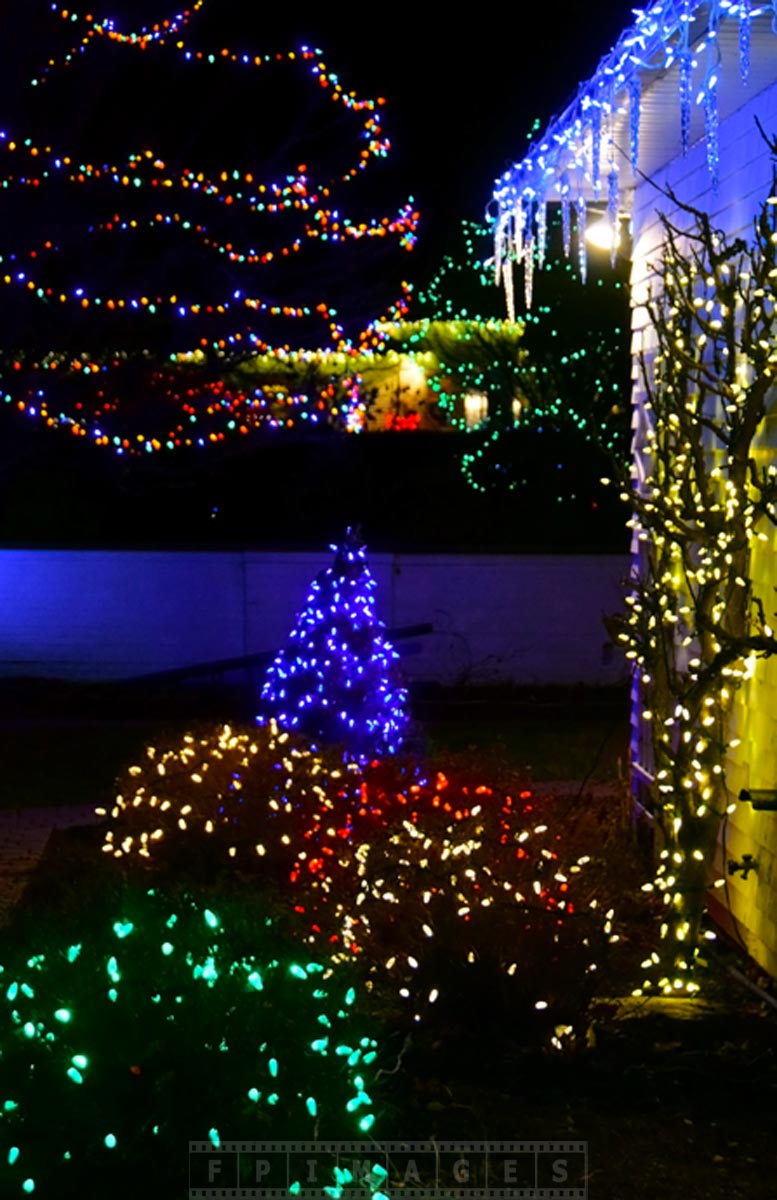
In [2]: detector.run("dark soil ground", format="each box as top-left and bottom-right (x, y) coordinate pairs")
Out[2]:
(2, 681), (776, 1199)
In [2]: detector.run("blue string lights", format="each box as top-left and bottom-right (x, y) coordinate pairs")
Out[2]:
(259, 530), (409, 761)
(492, 1), (775, 306)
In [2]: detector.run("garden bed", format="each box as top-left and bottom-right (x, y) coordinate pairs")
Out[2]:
(0, 703), (774, 1200)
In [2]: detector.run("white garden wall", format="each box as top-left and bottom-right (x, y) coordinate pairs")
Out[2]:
(0, 549), (628, 688)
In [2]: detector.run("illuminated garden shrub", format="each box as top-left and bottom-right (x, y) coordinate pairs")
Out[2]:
(100, 738), (621, 1048)
(98, 719), (363, 875)
(0, 888), (381, 1199)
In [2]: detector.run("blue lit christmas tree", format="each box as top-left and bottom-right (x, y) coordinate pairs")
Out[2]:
(259, 529), (408, 759)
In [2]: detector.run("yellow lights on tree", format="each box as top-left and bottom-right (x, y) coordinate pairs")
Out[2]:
(612, 162), (777, 993)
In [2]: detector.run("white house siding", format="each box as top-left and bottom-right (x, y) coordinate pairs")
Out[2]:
(629, 78), (777, 976)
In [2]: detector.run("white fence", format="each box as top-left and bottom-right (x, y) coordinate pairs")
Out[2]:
(0, 549), (630, 686)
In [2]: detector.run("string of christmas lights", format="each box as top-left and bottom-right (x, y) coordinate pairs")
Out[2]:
(99, 722), (622, 1047)
(0, 886), (382, 1197)
(377, 217), (629, 498)
(491, 1), (777, 305)
(259, 531), (409, 761)
(0, 2), (418, 452)
(608, 184), (777, 994)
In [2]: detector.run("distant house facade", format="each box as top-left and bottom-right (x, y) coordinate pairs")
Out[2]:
(491, 1), (777, 976)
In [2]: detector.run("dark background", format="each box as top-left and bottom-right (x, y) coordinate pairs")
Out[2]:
(0, 1), (634, 552)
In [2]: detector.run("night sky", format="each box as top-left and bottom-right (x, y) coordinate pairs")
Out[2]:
(0, 1), (635, 276)
(0, 2), (635, 549)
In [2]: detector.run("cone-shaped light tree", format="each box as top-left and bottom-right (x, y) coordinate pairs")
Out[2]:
(259, 529), (409, 759)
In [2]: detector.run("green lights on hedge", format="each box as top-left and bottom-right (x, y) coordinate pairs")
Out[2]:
(54, 1008), (71, 1023)
(113, 921), (134, 939)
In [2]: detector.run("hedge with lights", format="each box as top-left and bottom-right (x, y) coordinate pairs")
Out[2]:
(285, 768), (619, 1045)
(0, 886), (381, 1199)
(100, 724), (622, 1048)
(99, 719), (364, 875)
(609, 167), (777, 994)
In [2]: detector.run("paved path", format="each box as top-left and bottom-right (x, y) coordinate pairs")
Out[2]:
(0, 805), (98, 924)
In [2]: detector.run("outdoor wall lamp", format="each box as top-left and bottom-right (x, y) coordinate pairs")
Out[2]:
(739, 788), (777, 811)
(727, 854), (757, 880)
